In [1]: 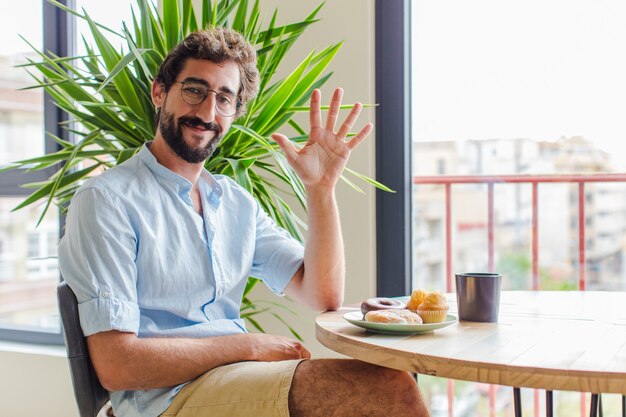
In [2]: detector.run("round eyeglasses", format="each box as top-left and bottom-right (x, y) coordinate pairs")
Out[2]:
(178, 81), (239, 117)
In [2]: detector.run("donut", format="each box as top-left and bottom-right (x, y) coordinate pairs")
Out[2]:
(360, 297), (406, 316)
(364, 310), (407, 324)
(364, 309), (422, 324)
(389, 309), (423, 324)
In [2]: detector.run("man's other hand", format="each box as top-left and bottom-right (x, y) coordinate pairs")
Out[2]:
(247, 333), (312, 361)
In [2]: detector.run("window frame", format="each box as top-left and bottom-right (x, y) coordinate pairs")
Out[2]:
(0, 0), (73, 345)
(375, 0), (412, 297)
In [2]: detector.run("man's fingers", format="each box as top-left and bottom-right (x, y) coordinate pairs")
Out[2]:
(336, 102), (363, 139)
(281, 341), (310, 360)
(309, 89), (322, 130)
(325, 88), (343, 132)
(300, 346), (312, 359)
(293, 342), (312, 359)
(272, 133), (298, 162)
(347, 123), (374, 151)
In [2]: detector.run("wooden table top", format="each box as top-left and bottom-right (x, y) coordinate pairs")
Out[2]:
(315, 291), (626, 394)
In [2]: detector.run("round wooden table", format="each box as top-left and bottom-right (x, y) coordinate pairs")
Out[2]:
(316, 291), (626, 396)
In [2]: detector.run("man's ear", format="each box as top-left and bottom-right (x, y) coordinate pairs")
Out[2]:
(152, 80), (166, 108)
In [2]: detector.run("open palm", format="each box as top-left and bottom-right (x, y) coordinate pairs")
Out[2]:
(272, 88), (373, 191)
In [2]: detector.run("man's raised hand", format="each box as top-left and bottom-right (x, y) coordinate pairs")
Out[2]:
(271, 88), (373, 191)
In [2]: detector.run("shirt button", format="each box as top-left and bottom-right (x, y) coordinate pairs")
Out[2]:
(101, 291), (110, 298)
(217, 289), (223, 296)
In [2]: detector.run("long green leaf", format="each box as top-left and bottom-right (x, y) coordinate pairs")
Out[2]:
(263, 44), (341, 134)
(256, 20), (320, 44)
(242, 315), (265, 333)
(84, 12), (144, 112)
(96, 47), (148, 93)
(271, 150), (306, 209)
(162, 0), (181, 49)
(215, 1), (240, 27)
(13, 164), (101, 212)
(232, 0), (249, 33)
(229, 124), (273, 149)
(344, 167), (395, 192)
(226, 157), (256, 193)
(270, 312), (303, 341)
(182, 0), (198, 33)
(252, 51), (314, 134)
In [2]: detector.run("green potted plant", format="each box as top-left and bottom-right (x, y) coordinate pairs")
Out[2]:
(6, 0), (389, 338)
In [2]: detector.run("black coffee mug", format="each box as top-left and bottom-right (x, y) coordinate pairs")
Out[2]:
(455, 272), (502, 322)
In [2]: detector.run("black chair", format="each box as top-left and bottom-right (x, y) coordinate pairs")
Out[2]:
(57, 281), (113, 417)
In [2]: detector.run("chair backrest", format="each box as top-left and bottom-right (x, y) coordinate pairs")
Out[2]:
(57, 281), (111, 417)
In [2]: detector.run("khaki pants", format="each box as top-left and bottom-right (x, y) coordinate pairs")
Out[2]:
(161, 360), (304, 417)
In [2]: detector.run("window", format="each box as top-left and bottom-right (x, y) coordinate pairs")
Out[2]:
(0, 0), (67, 344)
(377, 0), (626, 415)
(436, 159), (446, 175)
(47, 231), (58, 257)
(0, 0), (133, 344)
(27, 232), (40, 259)
(409, 0), (626, 293)
(0, 8), (44, 166)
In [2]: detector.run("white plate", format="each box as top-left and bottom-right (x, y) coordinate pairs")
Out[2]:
(343, 311), (457, 334)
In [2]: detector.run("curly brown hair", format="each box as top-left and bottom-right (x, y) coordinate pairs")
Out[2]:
(155, 27), (259, 118)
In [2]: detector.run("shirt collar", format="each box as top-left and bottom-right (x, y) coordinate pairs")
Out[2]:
(137, 142), (223, 202)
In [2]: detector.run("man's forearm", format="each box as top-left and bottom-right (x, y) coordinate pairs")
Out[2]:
(275, 88), (371, 312)
(88, 331), (309, 391)
(298, 186), (345, 311)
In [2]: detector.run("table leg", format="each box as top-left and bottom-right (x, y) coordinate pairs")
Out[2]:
(546, 390), (553, 417)
(514, 388), (522, 417)
(590, 394), (598, 417)
(599, 394), (603, 417)
(622, 395), (625, 417)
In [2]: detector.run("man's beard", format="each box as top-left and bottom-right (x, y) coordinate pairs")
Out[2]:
(158, 109), (223, 163)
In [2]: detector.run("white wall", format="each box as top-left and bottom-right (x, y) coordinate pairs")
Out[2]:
(0, 342), (78, 417)
(245, 0), (377, 357)
(0, 1), (376, 415)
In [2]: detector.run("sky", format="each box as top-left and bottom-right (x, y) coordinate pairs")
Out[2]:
(411, 0), (626, 170)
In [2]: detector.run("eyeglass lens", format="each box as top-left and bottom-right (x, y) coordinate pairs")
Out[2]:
(180, 82), (237, 116)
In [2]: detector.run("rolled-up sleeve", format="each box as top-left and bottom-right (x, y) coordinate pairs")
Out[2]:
(58, 187), (140, 336)
(250, 200), (304, 295)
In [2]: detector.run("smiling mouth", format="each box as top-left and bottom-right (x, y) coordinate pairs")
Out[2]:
(182, 120), (210, 131)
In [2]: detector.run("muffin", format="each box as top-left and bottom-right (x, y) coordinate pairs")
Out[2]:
(406, 288), (427, 312)
(415, 290), (449, 323)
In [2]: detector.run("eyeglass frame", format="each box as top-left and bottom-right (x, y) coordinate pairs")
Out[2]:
(176, 80), (240, 117)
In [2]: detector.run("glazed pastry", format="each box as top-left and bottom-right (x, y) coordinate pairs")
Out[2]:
(406, 288), (427, 312)
(364, 310), (408, 324)
(364, 309), (422, 324)
(415, 290), (449, 323)
(388, 309), (423, 324)
(361, 297), (406, 316)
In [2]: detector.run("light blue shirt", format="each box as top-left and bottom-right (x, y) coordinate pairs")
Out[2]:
(58, 143), (305, 417)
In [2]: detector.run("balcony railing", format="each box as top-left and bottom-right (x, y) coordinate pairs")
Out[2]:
(414, 173), (626, 292)
(413, 172), (626, 417)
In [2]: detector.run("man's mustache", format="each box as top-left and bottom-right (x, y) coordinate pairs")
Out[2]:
(179, 116), (221, 134)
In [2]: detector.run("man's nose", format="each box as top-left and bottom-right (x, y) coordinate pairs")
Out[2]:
(195, 92), (217, 123)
